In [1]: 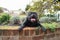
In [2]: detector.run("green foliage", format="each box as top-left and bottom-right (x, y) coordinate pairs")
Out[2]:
(42, 22), (57, 32)
(25, 5), (31, 11)
(25, 0), (54, 18)
(0, 16), (2, 24)
(54, 6), (60, 10)
(0, 13), (10, 24)
(39, 14), (44, 18)
(25, 0), (60, 18)
(29, 1), (43, 12)
(26, 1), (44, 18)
(1, 13), (9, 22)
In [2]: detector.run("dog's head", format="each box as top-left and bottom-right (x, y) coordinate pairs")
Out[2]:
(27, 12), (38, 22)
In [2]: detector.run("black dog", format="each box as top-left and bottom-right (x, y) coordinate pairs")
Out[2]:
(19, 12), (46, 32)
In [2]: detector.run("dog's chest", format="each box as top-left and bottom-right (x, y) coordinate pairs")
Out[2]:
(26, 22), (38, 27)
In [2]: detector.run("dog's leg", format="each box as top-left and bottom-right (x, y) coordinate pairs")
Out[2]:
(19, 24), (25, 31)
(38, 23), (46, 32)
(41, 26), (46, 32)
(19, 19), (27, 32)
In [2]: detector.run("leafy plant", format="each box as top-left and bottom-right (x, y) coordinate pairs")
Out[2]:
(42, 22), (57, 32)
(0, 13), (10, 24)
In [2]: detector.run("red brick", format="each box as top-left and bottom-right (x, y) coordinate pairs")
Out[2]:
(19, 30), (24, 36)
(24, 30), (29, 36)
(27, 37), (32, 40)
(19, 36), (27, 40)
(35, 29), (40, 35)
(32, 35), (44, 40)
(3, 30), (10, 36)
(0, 36), (2, 40)
(39, 29), (44, 36)
(7, 30), (14, 36)
(2, 36), (19, 40)
(23, 27), (37, 36)
(46, 29), (51, 34)
(2, 27), (60, 40)
(29, 30), (35, 36)
(55, 32), (60, 37)
(2, 36), (10, 40)
(45, 33), (55, 38)
(57, 28), (60, 31)
(12, 30), (19, 36)
(0, 30), (3, 36)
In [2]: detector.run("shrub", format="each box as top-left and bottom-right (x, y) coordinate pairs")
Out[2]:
(10, 16), (20, 25)
(0, 13), (10, 24)
(0, 16), (2, 24)
(1, 13), (10, 22)
(42, 22), (57, 32)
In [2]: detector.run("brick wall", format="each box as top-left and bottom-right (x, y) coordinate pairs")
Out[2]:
(0, 27), (60, 40)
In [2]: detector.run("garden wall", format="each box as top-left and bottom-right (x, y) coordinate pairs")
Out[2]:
(0, 27), (60, 40)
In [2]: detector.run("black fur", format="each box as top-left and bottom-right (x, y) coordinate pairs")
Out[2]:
(19, 12), (46, 32)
